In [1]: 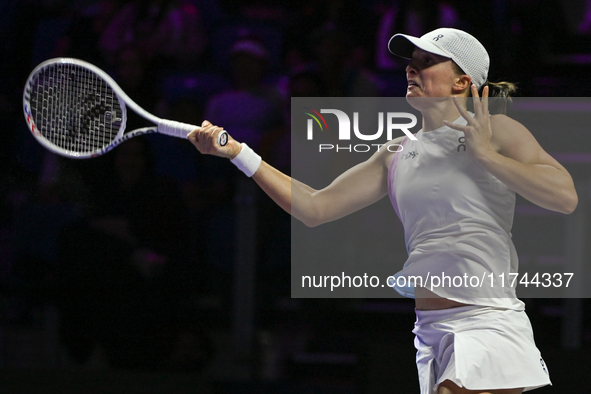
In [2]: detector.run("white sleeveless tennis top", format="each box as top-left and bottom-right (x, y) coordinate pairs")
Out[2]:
(388, 115), (525, 310)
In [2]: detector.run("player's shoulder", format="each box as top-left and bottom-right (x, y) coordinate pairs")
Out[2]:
(490, 113), (527, 132)
(369, 135), (406, 169)
(384, 135), (406, 151)
(490, 113), (533, 152)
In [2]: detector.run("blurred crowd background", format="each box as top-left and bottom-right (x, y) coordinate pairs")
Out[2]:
(1, 0), (591, 392)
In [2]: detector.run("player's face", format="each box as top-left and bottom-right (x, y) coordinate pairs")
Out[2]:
(405, 48), (458, 99)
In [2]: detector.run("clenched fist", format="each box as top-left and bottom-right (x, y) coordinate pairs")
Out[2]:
(187, 120), (241, 159)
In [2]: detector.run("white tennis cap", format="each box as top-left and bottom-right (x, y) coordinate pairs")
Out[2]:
(388, 28), (489, 89)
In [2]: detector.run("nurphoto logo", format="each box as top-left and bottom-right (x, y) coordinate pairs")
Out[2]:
(304, 108), (417, 153)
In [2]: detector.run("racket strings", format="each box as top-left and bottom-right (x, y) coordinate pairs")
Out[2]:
(30, 63), (123, 153)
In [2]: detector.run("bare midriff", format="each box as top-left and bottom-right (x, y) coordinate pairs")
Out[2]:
(414, 286), (471, 310)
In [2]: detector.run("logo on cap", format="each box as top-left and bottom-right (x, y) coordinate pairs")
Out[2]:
(433, 34), (444, 41)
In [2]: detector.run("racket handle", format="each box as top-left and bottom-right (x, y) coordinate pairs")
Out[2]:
(158, 119), (228, 146)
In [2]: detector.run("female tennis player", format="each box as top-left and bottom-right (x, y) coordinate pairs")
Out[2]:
(188, 28), (577, 394)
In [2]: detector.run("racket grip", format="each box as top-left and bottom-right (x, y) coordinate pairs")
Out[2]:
(158, 120), (228, 146)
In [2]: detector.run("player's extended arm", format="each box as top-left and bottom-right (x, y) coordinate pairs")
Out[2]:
(252, 152), (391, 227)
(188, 121), (399, 227)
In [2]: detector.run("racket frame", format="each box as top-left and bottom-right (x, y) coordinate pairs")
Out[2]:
(23, 58), (226, 159)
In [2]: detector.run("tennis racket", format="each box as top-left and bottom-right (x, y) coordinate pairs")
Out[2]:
(23, 58), (228, 158)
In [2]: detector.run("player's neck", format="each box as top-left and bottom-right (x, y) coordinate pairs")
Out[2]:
(421, 102), (463, 132)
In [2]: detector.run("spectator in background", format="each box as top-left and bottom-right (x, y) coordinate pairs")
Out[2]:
(56, 137), (209, 371)
(9, 152), (89, 319)
(197, 36), (284, 306)
(288, 66), (327, 98)
(375, 0), (462, 71)
(310, 23), (380, 97)
(204, 35), (284, 154)
(53, 0), (125, 66)
(255, 65), (328, 309)
(276, 64), (327, 172)
(98, 0), (207, 71)
(114, 44), (161, 117)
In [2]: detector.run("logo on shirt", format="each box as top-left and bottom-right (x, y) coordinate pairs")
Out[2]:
(401, 151), (418, 160)
(540, 358), (548, 374)
(457, 136), (466, 152)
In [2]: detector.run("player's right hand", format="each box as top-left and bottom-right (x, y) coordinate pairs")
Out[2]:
(187, 120), (242, 159)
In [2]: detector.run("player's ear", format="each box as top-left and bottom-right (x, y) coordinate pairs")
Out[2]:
(452, 74), (471, 95)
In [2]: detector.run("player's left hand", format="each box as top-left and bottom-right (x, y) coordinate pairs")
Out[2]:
(444, 84), (494, 160)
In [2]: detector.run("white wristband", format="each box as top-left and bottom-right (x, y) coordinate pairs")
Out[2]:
(230, 143), (262, 177)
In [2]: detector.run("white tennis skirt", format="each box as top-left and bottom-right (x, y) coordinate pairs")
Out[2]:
(413, 305), (551, 393)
